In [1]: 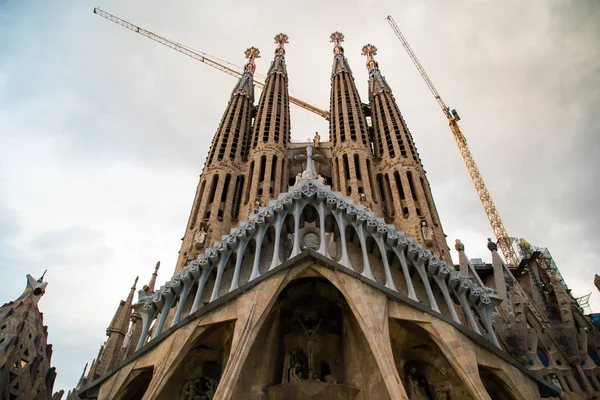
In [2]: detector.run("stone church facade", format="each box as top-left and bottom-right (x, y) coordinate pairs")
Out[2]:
(70, 32), (600, 400)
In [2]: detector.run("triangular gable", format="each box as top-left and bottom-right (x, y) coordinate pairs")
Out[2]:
(137, 176), (502, 348)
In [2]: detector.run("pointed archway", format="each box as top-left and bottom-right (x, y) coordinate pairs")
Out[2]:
(230, 276), (388, 400)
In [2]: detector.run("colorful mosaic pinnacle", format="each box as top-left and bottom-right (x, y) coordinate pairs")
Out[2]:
(361, 43), (378, 70)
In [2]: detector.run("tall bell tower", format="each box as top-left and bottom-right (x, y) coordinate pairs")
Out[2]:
(240, 34), (291, 222)
(362, 44), (451, 262)
(175, 47), (259, 273)
(329, 32), (381, 215)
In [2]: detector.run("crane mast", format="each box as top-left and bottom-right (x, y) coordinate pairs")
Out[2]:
(386, 15), (519, 267)
(93, 8), (329, 120)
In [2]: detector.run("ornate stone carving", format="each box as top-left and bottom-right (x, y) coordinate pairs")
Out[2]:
(405, 366), (432, 399)
(454, 239), (464, 252)
(179, 376), (218, 400)
(299, 318), (322, 376)
(194, 227), (209, 250)
(421, 221), (434, 247)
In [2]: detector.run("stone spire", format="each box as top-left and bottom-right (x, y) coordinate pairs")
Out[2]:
(267, 33), (289, 76)
(0, 273), (58, 398)
(361, 44), (392, 101)
(328, 33), (379, 215)
(95, 276), (138, 376)
(362, 44), (451, 263)
(488, 238), (509, 315)
(145, 261), (160, 294)
(175, 49), (260, 273)
(240, 34), (291, 221)
(330, 31), (352, 76)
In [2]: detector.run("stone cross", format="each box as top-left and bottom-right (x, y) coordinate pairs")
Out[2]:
(295, 146), (323, 177)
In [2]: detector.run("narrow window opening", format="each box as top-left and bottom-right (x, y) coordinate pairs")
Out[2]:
(376, 174), (387, 216)
(366, 159), (377, 203)
(354, 154), (361, 180)
(394, 171), (406, 200)
(343, 155), (350, 180)
(220, 174), (231, 203)
(208, 175), (219, 205)
(258, 155), (267, 181)
(245, 161), (254, 204)
(407, 171), (418, 201)
(271, 155), (278, 185)
(232, 175), (244, 219)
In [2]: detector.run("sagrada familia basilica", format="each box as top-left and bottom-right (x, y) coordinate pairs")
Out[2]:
(2, 32), (600, 400)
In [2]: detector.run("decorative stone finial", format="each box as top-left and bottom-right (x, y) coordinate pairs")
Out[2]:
(274, 33), (288, 56)
(594, 274), (600, 292)
(487, 238), (498, 251)
(361, 44), (378, 70)
(244, 47), (261, 73)
(454, 239), (465, 252)
(330, 32), (344, 54)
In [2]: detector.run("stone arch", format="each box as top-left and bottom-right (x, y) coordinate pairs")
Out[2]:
(365, 235), (387, 286)
(155, 322), (235, 400)
(478, 366), (518, 400)
(344, 223), (363, 273)
(231, 277), (384, 400)
(280, 213), (295, 262)
(389, 318), (474, 399)
(324, 213), (340, 262)
(259, 225), (277, 275)
(113, 367), (153, 400)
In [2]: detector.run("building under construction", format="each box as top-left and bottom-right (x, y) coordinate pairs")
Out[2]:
(5, 9), (600, 400)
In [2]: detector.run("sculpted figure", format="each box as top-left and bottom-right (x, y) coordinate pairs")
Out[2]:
(194, 228), (208, 250)
(291, 362), (303, 383)
(421, 221), (434, 246)
(313, 131), (321, 147)
(406, 367), (429, 400)
(299, 318), (322, 375)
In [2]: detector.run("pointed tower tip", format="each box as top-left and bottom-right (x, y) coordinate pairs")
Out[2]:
(38, 269), (48, 282)
(330, 32), (345, 54)
(244, 47), (260, 73)
(154, 261), (160, 272)
(274, 33), (288, 56)
(361, 44), (378, 71)
(132, 276), (139, 289)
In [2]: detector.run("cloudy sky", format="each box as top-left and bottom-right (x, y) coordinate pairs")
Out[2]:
(1, 0), (599, 393)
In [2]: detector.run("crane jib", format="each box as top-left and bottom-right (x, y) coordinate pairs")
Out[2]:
(93, 8), (329, 120)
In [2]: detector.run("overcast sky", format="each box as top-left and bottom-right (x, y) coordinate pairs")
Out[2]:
(1, 0), (599, 393)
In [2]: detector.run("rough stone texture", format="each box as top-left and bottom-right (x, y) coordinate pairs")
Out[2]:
(78, 262), (554, 400)
(0, 275), (59, 400)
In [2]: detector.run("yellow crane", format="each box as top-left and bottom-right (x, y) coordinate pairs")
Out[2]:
(93, 8), (330, 120)
(386, 15), (520, 267)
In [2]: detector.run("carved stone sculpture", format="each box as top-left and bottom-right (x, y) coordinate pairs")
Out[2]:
(299, 318), (322, 376)
(194, 228), (208, 250)
(421, 221), (434, 247)
(179, 376), (218, 400)
(454, 239), (464, 252)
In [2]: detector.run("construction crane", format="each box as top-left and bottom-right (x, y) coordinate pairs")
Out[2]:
(386, 15), (520, 267)
(93, 8), (330, 120)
